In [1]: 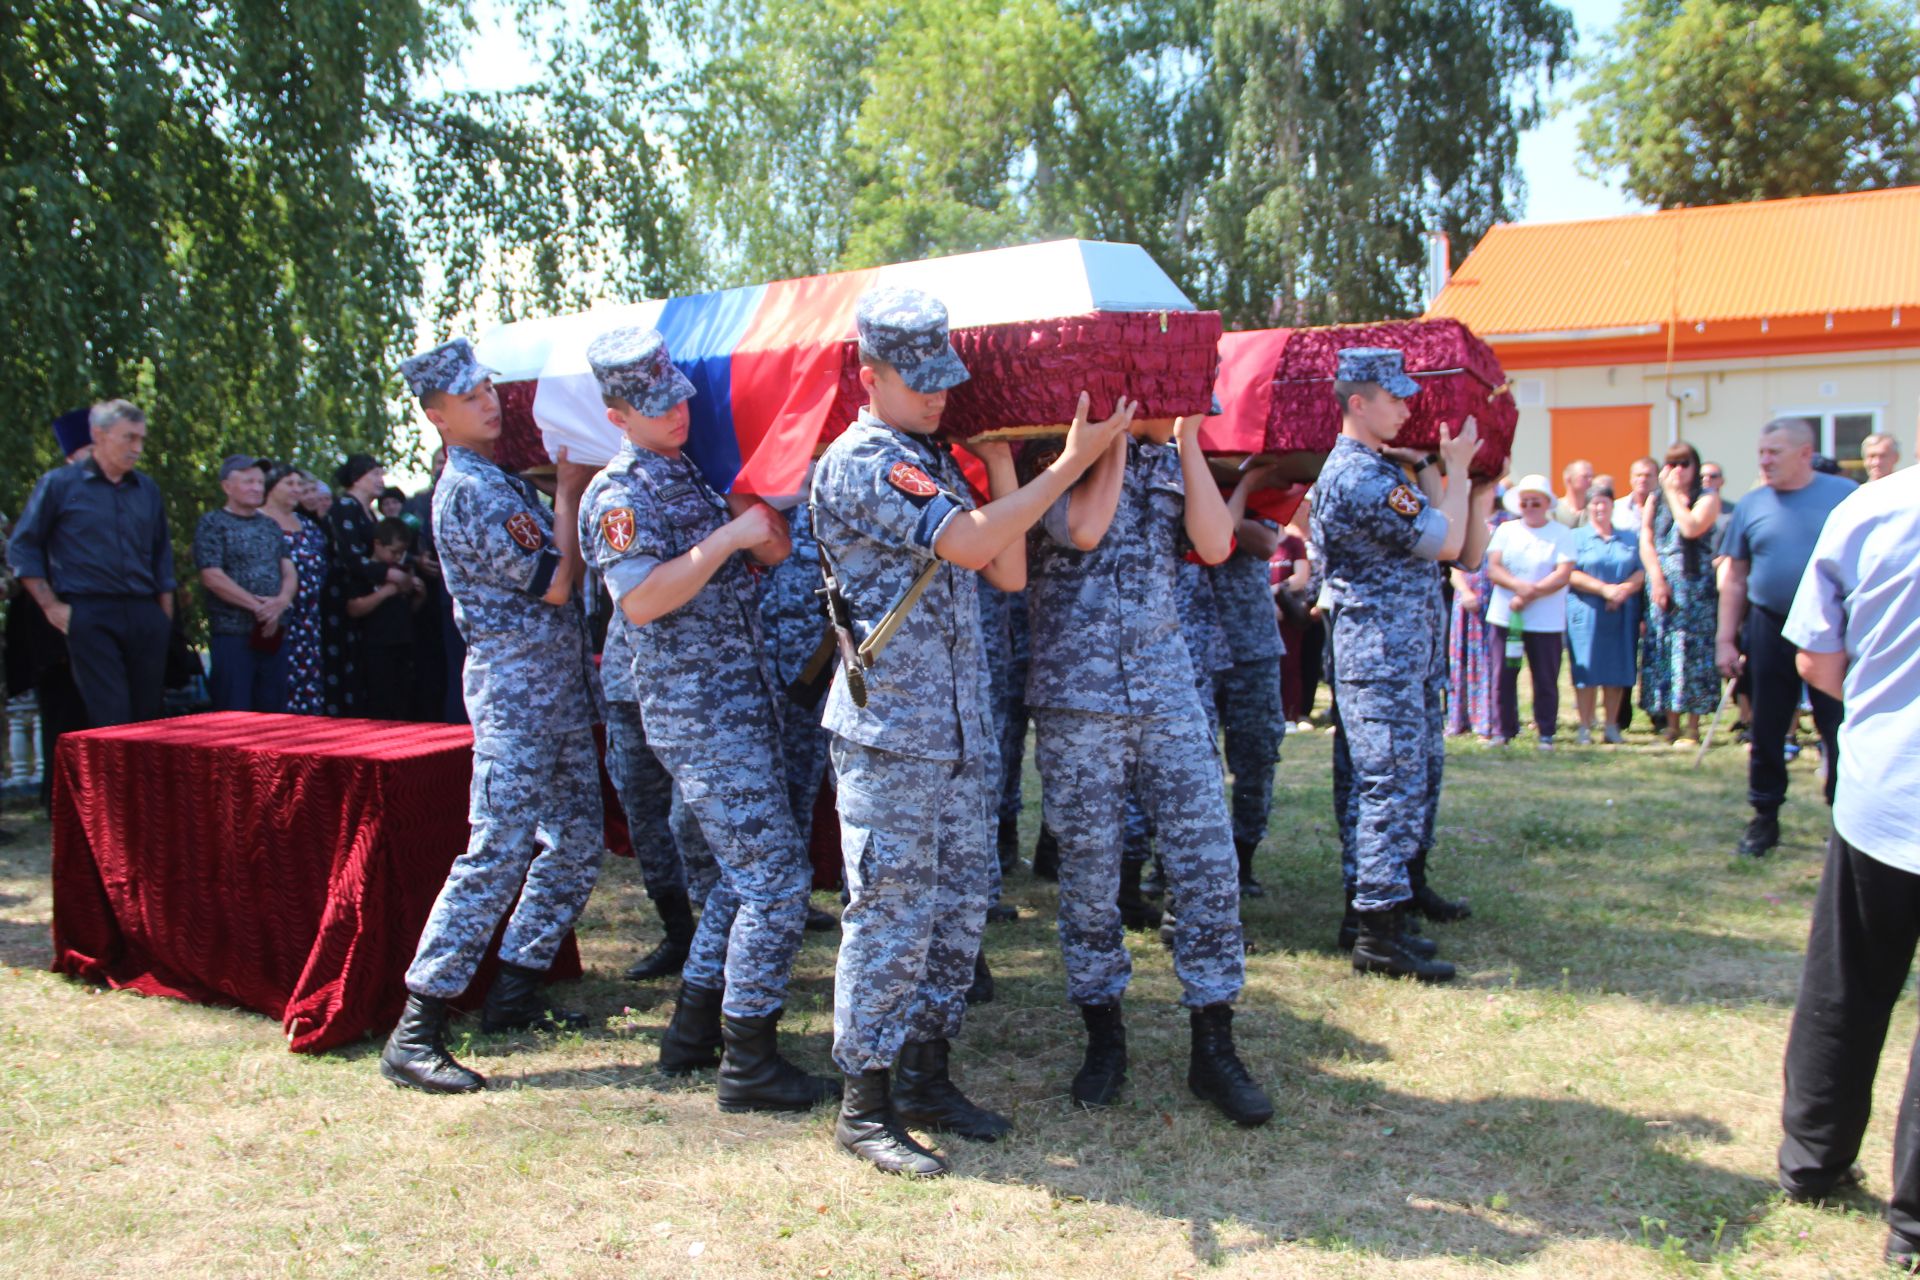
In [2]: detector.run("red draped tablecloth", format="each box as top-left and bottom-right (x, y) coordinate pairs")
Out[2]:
(50, 712), (580, 1054)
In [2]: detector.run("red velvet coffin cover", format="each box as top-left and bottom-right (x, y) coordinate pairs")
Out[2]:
(1266, 319), (1515, 477)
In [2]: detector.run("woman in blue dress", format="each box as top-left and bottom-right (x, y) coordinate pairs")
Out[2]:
(1566, 484), (1644, 744)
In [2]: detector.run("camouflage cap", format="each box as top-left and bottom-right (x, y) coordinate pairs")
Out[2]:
(1335, 347), (1421, 399)
(400, 338), (496, 399)
(855, 286), (970, 394)
(586, 326), (697, 417)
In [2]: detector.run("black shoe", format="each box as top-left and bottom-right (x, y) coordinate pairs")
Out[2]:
(1070, 1003), (1127, 1109)
(1335, 907), (1438, 958)
(1118, 858), (1163, 931)
(380, 994), (486, 1094)
(481, 961), (589, 1033)
(1887, 1230), (1920, 1274)
(716, 1009), (840, 1113)
(893, 1038), (1013, 1142)
(804, 904), (840, 932)
(1140, 868), (1166, 900)
(1235, 838), (1267, 900)
(625, 890), (696, 981)
(985, 903), (1020, 924)
(1779, 1161), (1864, 1203)
(1407, 852), (1470, 922)
(836, 1069), (948, 1177)
(965, 949), (995, 1006)
(997, 813), (1020, 876)
(1738, 811), (1781, 858)
(1187, 1004), (1273, 1127)
(1352, 907), (1455, 982)
(658, 983), (724, 1074)
(1032, 825), (1060, 881)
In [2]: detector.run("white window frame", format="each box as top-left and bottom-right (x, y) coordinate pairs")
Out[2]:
(1771, 404), (1885, 459)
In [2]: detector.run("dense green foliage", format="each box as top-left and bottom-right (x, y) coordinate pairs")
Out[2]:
(1577, 0), (1920, 208)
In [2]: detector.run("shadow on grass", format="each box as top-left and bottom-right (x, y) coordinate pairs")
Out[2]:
(967, 1006), (1776, 1267)
(0, 916), (51, 969)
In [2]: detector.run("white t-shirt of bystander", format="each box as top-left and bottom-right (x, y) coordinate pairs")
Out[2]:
(1485, 519), (1578, 632)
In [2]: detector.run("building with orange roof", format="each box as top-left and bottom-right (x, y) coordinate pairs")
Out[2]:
(1424, 186), (1920, 490)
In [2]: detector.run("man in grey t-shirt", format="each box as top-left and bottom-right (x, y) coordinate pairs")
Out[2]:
(193, 455), (295, 711)
(1715, 418), (1855, 857)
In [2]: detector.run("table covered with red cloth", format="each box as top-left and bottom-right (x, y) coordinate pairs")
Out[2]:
(50, 712), (580, 1054)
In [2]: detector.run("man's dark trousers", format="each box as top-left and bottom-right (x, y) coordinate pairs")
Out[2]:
(1780, 832), (1920, 1248)
(207, 633), (290, 713)
(66, 595), (170, 727)
(1747, 605), (1842, 812)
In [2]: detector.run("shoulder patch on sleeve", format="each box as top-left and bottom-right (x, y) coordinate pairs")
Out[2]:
(504, 511), (544, 551)
(599, 506), (636, 553)
(1386, 484), (1421, 518)
(887, 461), (940, 500)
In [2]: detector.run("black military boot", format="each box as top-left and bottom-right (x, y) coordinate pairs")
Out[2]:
(716, 1009), (841, 1113)
(380, 993), (486, 1094)
(1407, 852), (1471, 922)
(836, 1069), (948, 1177)
(1336, 906), (1438, 958)
(804, 903), (840, 932)
(1235, 838), (1267, 899)
(965, 948), (996, 1005)
(893, 1039), (1013, 1141)
(1070, 1002), (1128, 1109)
(1117, 858), (1163, 931)
(625, 890), (696, 981)
(985, 901), (1021, 924)
(1352, 907), (1456, 982)
(1032, 824), (1060, 881)
(658, 983), (724, 1073)
(1187, 1004), (1273, 1127)
(482, 961), (590, 1033)
(997, 813), (1021, 876)
(1738, 809), (1781, 858)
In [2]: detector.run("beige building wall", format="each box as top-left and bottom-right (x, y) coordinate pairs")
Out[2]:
(1503, 346), (1920, 497)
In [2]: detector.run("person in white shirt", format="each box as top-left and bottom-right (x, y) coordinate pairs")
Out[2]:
(1484, 474), (1577, 747)
(1774, 466), (1920, 1269)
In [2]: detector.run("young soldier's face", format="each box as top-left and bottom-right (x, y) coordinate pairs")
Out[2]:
(1344, 385), (1410, 445)
(608, 398), (690, 456)
(861, 362), (946, 435)
(426, 379), (502, 449)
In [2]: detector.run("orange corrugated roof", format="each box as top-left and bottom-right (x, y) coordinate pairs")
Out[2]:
(1426, 187), (1920, 336)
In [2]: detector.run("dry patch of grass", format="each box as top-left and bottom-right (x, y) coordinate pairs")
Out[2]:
(0, 721), (1907, 1278)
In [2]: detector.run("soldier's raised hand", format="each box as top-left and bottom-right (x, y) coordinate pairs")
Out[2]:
(1060, 392), (1136, 473)
(1438, 416), (1480, 475)
(724, 501), (786, 555)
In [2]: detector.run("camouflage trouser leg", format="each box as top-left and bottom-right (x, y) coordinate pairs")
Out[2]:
(604, 702), (687, 899)
(1337, 677), (1425, 912)
(1418, 675), (1445, 855)
(406, 728), (605, 998)
(1122, 793), (1153, 868)
(778, 695), (832, 850)
(1035, 702), (1245, 1008)
(651, 736), (811, 1019)
(1333, 697), (1357, 898)
(1216, 659), (1285, 848)
(670, 793), (722, 905)
(829, 738), (992, 1073)
(996, 695), (1029, 828)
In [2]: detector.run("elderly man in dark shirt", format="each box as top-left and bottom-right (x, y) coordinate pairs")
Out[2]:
(194, 455), (296, 711)
(8, 400), (177, 727)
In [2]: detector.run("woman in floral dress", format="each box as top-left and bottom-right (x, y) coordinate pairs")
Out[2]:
(1639, 443), (1722, 743)
(261, 466), (330, 714)
(1447, 503), (1513, 739)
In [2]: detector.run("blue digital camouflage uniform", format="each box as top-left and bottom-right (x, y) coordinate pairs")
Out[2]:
(812, 290), (992, 1073)
(405, 436), (605, 999)
(757, 498), (834, 848)
(1025, 437), (1244, 1009)
(581, 326), (811, 1020)
(996, 589), (1032, 831)
(1124, 558), (1230, 865)
(600, 609), (692, 901)
(1208, 530), (1287, 847)
(1311, 412), (1450, 913)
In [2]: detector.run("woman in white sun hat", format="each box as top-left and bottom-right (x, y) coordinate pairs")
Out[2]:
(1485, 474), (1578, 747)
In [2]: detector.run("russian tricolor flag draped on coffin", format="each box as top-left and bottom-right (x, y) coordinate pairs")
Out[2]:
(475, 240), (1221, 502)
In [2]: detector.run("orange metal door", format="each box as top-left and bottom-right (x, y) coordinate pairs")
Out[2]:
(1550, 405), (1653, 490)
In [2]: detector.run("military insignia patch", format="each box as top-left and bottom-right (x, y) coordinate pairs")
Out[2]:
(504, 511), (544, 550)
(887, 462), (939, 499)
(1386, 484), (1421, 518)
(600, 507), (636, 553)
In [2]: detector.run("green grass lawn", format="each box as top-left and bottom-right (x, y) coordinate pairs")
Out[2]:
(0, 718), (1903, 1279)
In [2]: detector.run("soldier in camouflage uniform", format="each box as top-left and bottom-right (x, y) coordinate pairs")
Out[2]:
(580, 326), (836, 1115)
(1022, 413), (1274, 1126)
(1208, 520), (1287, 898)
(811, 286), (1131, 1177)
(1309, 348), (1487, 983)
(380, 338), (605, 1096)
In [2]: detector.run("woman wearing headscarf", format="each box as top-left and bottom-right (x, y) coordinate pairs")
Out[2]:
(1565, 483), (1644, 744)
(1639, 442), (1722, 745)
